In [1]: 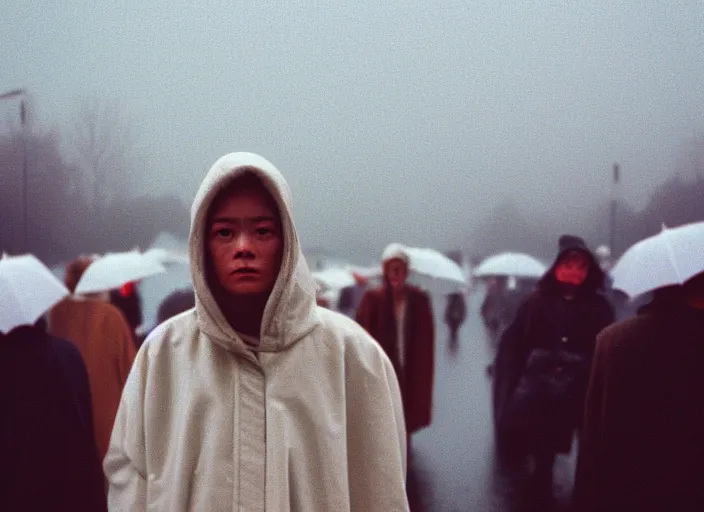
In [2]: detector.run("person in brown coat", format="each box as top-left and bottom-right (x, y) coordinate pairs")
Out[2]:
(356, 243), (435, 450)
(47, 256), (137, 466)
(573, 272), (704, 512)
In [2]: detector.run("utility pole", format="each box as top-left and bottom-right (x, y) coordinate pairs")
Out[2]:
(0, 88), (27, 253)
(20, 98), (28, 253)
(610, 163), (620, 255)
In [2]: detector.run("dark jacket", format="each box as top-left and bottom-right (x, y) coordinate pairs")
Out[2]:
(493, 247), (614, 453)
(110, 286), (143, 337)
(444, 292), (467, 326)
(156, 288), (195, 326)
(0, 326), (107, 512)
(356, 285), (435, 433)
(337, 283), (367, 318)
(573, 297), (704, 511)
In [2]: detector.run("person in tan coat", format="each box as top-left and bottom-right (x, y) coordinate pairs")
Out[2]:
(48, 256), (136, 464)
(105, 153), (407, 511)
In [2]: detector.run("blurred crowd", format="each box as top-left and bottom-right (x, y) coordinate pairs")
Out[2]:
(1, 152), (703, 512)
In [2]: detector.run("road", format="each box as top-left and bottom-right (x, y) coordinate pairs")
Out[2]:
(408, 289), (578, 511)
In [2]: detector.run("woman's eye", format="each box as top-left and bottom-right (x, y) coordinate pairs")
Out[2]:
(215, 228), (231, 238)
(257, 227), (272, 236)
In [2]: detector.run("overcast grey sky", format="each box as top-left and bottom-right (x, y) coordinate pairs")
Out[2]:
(2, 1), (703, 260)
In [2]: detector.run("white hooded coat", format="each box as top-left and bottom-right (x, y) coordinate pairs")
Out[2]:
(104, 153), (408, 511)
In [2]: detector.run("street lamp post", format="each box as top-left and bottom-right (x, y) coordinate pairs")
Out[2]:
(0, 88), (27, 253)
(610, 163), (620, 256)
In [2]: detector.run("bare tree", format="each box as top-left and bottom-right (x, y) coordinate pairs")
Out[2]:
(688, 136), (704, 178)
(72, 98), (134, 218)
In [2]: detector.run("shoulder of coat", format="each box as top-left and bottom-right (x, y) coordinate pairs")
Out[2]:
(365, 286), (386, 299)
(406, 285), (430, 301)
(316, 306), (373, 339)
(518, 290), (547, 314)
(143, 308), (199, 355)
(596, 314), (652, 354)
(591, 291), (615, 310)
(315, 306), (385, 351)
(51, 335), (85, 363)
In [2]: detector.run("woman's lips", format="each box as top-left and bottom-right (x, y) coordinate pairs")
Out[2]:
(231, 268), (260, 278)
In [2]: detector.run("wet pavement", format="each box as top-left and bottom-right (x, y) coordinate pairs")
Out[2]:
(408, 290), (577, 511)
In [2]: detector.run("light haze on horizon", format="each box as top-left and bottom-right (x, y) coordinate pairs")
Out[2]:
(2, 1), (703, 261)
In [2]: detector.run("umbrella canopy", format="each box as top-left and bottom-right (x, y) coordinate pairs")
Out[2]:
(404, 247), (467, 285)
(346, 264), (382, 280)
(312, 267), (357, 291)
(74, 250), (167, 295)
(143, 247), (189, 266)
(379, 245), (464, 295)
(0, 254), (69, 333)
(611, 221), (704, 298)
(473, 252), (548, 279)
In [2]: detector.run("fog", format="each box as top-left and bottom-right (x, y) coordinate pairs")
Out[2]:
(2, 0), (703, 262)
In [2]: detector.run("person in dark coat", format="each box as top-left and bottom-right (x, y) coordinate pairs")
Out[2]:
(337, 273), (368, 318)
(156, 288), (196, 326)
(444, 291), (467, 349)
(110, 281), (144, 347)
(356, 243), (435, 451)
(492, 235), (614, 495)
(0, 323), (107, 512)
(573, 272), (704, 512)
(481, 276), (507, 334)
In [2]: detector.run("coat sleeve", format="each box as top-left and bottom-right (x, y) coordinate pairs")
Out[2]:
(572, 330), (611, 511)
(355, 290), (375, 333)
(587, 296), (615, 360)
(346, 339), (409, 511)
(492, 296), (537, 428)
(410, 291), (435, 432)
(104, 345), (148, 511)
(598, 298), (616, 334)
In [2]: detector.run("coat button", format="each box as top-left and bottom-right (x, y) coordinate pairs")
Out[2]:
(561, 336), (568, 343)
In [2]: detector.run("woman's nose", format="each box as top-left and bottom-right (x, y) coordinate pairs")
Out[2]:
(233, 233), (255, 256)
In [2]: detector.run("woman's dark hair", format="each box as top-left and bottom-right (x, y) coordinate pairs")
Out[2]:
(64, 256), (94, 293)
(206, 170), (281, 228)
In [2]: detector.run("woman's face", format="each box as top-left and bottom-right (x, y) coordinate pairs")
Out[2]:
(207, 186), (283, 297)
(554, 251), (589, 286)
(384, 258), (409, 290)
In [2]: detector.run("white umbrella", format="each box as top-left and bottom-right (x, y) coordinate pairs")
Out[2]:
(74, 250), (167, 295)
(345, 264), (382, 279)
(611, 221), (704, 298)
(473, 252), (548, 279)
(312, 267), (356, 291)
(404, 247), (467, 285)
(143, 247), (189, 266)
(0, 254), (69, 333)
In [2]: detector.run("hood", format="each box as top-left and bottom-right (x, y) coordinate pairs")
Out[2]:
(538, 243), (606, 295)
(189, 152), (320, 354)
(381, 243), (410, 266)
